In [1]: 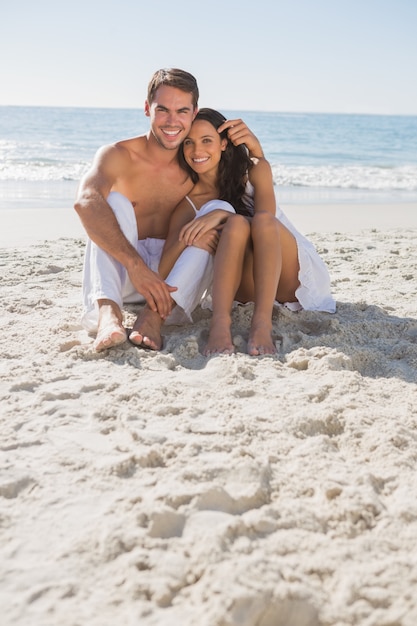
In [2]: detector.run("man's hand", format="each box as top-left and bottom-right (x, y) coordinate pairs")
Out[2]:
(127, 259), (177, 320)
(217, 118), (264, 158)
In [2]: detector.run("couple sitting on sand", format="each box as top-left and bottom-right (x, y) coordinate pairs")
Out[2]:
(75, 68), (335, 356)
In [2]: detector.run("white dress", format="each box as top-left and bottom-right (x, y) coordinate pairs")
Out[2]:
(243, 183), (335, 313)
(275, 203), (336, 313)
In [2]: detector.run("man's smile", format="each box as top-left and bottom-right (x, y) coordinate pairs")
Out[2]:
(161, 128), (181, 137)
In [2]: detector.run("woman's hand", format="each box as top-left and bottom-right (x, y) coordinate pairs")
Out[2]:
(217, 118), (264, 158)
(179, 210), (229, 246)
(191, 228), (221, 254)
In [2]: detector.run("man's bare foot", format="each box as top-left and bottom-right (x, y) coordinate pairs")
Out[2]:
(247, 318), (276, 356)
(129, 307), (163, 351)
(204, 316), (235, 356)
(94, 300), (127, 351)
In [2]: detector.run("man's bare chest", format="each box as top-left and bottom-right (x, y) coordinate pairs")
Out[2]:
(117, 168), (192, 213)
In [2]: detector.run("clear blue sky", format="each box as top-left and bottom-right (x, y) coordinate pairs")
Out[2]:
(2, 0), (416, 114)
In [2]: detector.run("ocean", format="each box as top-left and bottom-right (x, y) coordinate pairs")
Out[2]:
(0, 105), (416, 210)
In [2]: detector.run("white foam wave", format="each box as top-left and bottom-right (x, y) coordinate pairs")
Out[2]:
(0, 138), (90, 181)
(0, 161), (90, 182)
(1, 138), (417, 194)
(271, 164), (417, 192)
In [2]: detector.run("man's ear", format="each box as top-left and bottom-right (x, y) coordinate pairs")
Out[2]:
(192, 107), (199, 121)
(144, 100), (150, 117)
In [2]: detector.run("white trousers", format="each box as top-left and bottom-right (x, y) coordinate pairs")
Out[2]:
(81, 191), (235, 331)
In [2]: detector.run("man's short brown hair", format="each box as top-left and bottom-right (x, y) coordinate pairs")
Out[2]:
(147, 68), (199, 109)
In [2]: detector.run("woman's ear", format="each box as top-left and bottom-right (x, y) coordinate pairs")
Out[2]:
(221, 138), (228, 151)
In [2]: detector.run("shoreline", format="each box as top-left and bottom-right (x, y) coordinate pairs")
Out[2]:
(1, 201), (417, 248)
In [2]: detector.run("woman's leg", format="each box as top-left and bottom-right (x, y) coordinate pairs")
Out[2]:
(243, 212), (281, 354)
(237, 212), (300, 355)
(205, 215), (251, 355)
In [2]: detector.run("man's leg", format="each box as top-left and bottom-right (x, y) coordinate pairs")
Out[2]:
(93, 299), (127, 352)
(130, 200), (236, 351)
(81, 192), (140, 350)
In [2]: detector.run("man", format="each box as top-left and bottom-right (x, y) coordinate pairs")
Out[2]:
(75, 68), (262, 351)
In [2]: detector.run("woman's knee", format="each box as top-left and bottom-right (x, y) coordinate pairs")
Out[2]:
(251, 212), (278, 234)
(223, 214), (250, 238)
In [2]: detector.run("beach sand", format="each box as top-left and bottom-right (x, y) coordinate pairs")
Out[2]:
(1, 203), (417, 625)
(2, 201), (417, 248)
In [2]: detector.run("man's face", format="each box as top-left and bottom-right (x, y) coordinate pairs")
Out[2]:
(145, 85), (197, 151)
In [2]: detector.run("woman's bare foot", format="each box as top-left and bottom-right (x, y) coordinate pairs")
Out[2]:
(94, 300), (127, 351)
(204, 315), (235, 356)
(129, 307), (163, 351)
(247, 318), (276, 356)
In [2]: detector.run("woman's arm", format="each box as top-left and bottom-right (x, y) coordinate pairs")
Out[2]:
(159, 200), (195, 278)
(179, 208), (232, 246)
(248, 158), (277, 215)
(159, 202), (232, 278)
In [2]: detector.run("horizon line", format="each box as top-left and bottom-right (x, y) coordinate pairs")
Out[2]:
(0, 103), (416, 118)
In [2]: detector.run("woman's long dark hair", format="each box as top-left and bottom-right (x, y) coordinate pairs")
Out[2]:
(179, 108), (254, 216)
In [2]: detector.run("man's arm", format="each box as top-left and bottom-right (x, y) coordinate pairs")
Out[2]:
(75, 144), (138, 266)
(74, 144), (176, 318)
(217, 118), (264, 158)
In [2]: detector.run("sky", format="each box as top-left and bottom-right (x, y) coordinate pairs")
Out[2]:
(1, 0), (416, 115)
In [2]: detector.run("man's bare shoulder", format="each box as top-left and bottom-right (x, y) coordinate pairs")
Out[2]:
(91, 136), (147, 172)
(114, 135), (149, 161)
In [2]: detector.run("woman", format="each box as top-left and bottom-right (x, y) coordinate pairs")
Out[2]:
(159, 108), (335, 355)
(143, 108), (335, 354)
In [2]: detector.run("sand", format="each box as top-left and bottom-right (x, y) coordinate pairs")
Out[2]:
(2, 201), (417, 248)
(1, 204), (417, 626)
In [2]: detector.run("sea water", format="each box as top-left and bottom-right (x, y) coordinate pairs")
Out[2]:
(0, 105), (416, 209)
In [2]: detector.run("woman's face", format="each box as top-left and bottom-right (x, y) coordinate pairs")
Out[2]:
(182, 119), (227, 174)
